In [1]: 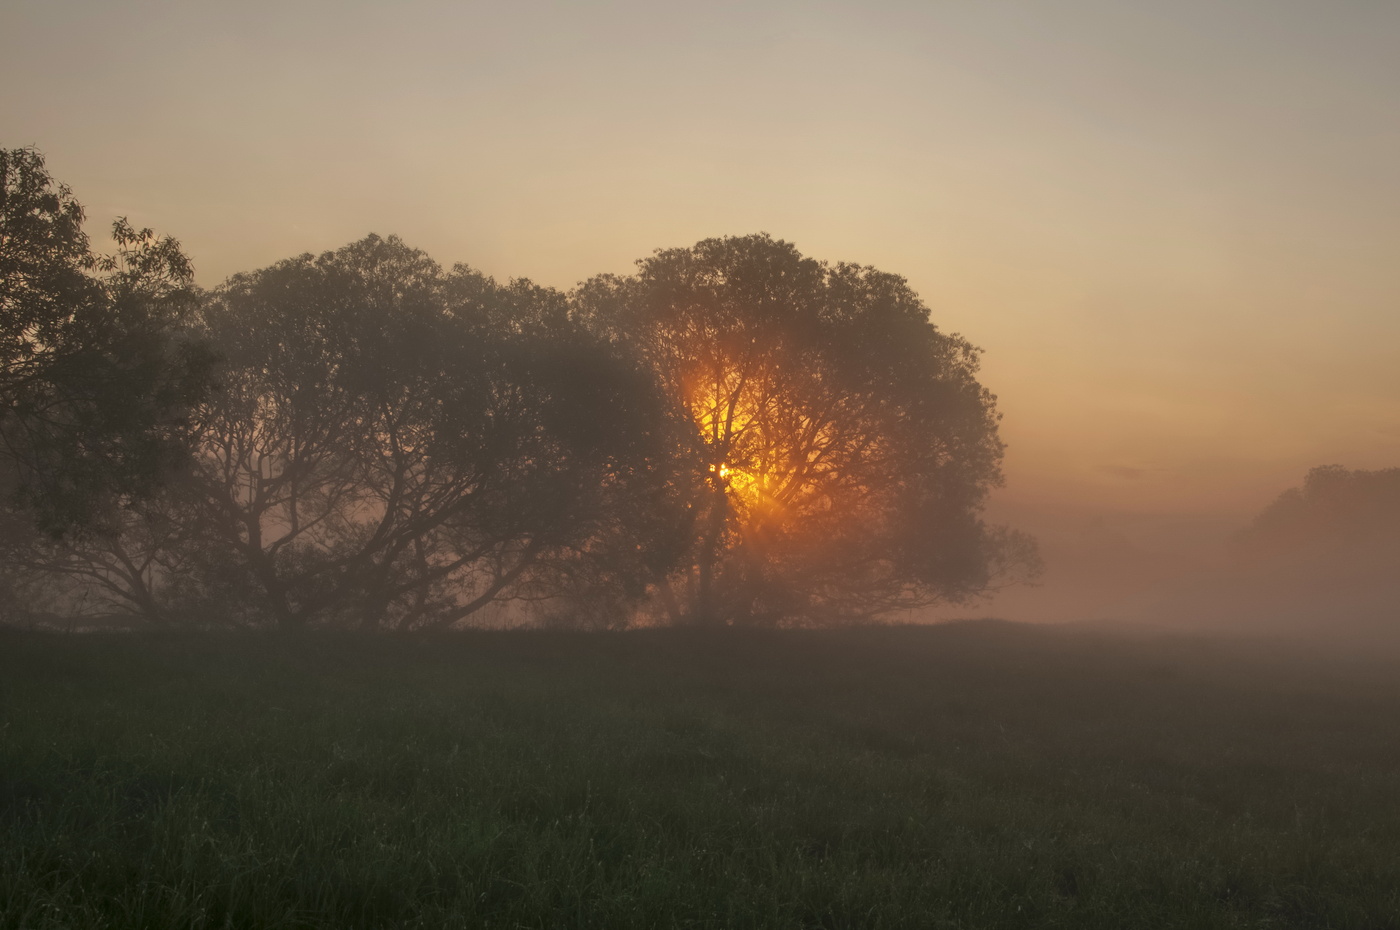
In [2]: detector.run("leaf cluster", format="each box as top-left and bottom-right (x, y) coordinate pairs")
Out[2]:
(0, 148), (211, 535)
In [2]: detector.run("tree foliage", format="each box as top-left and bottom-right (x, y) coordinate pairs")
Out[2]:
(574, 233), (1039, 625)
(51, 235), (692, 629)
(0, 147), (209, 534)
(2, 151), (1036, 630)
(1235, 465), (1400, 561)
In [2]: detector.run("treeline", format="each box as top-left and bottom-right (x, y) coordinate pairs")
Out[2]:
(1235, 465), (1400, 561)
(0, 148), (1037, 631)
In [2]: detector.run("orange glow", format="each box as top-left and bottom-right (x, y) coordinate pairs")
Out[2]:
(684, 357), (815, 530)
(689, 369), (772, 513)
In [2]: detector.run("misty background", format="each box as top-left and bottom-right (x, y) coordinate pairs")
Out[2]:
(5, 0), (1398, 632)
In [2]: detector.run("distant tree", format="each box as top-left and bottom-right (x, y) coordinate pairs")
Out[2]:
(1235, 465), (1400, 561)
(54, 235), (691, 629)
(0, 147), (209, 535)
(574, 233), (1039, 625)
(1126, 465), (1400, 634)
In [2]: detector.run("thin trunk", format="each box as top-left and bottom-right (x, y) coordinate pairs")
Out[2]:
(694, 475), (729, 625)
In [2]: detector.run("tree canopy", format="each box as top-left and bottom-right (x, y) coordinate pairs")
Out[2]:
(574, 233), (1039, 625)
(39, 235), (693, 629)
(1, 150), (1036, 630)
(1235, 465), (1400, 561)
(0, 147), (209, 534)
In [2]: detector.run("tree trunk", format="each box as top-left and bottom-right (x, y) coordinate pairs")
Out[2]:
(694, 475), (729, 625)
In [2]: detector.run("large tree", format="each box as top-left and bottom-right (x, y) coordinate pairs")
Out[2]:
(51, 235), (691, 629)
(574, 234), (1038, 625)
(0, 147), (209, 535)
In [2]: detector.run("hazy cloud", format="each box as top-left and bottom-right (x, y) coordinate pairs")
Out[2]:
(1100, 465), (1164, 481)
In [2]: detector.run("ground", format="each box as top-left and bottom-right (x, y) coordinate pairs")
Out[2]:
(2, 622), (1398, 928)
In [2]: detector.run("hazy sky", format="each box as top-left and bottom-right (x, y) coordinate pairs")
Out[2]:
(6, 0), (1399, 610)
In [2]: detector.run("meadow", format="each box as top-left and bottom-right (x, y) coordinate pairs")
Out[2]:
(2, 622), (1398, 929)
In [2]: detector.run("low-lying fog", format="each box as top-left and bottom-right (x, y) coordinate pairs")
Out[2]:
(951, 466), (1400, 647)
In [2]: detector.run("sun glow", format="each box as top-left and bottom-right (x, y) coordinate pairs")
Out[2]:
(710, 459), (765, 504)
(686, 360), (815, 520)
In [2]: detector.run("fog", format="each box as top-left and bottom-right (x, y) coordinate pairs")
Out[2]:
(961, 466), (1400, 651)
(5, 2), (1399, 643)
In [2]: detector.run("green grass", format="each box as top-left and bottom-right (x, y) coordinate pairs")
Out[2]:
(2, 622), (1399, 929)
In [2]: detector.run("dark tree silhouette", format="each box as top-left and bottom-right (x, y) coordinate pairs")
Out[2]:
(50, 235), (690, 629)
(1235, 465), (1400, 561)
(1129, 465), (1400, 634)
(0, 147), (209, 534)
(574, 233), (1039, 625)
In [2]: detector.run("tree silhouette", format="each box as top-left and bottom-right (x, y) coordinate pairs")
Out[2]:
(3, 183), (1034, 630)
(1235, 465), (1400, 561)
(575, 234), (1039, 625)
(0, 147), (209, 534)
(46, 235), (690, 629)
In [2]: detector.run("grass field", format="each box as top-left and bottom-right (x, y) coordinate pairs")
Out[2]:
(2, 622), (1399, 929)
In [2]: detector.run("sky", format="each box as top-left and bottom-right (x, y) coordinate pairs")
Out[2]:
(5, 0), (1399, 620)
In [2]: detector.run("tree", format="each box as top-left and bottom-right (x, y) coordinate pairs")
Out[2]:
(1234, 465), (1400, 562)
(0, 147), (209, 535)
(54, 235), (691, 629)
(1127, 465), (1400, 634)
(574, 233), (1039, 625)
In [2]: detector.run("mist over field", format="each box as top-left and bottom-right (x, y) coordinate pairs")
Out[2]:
(6, 623), (1400, 929)
(1119, 467), (1400, 639)
(4, 0), (1400, 926)
(961, 467), (1400, 652)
